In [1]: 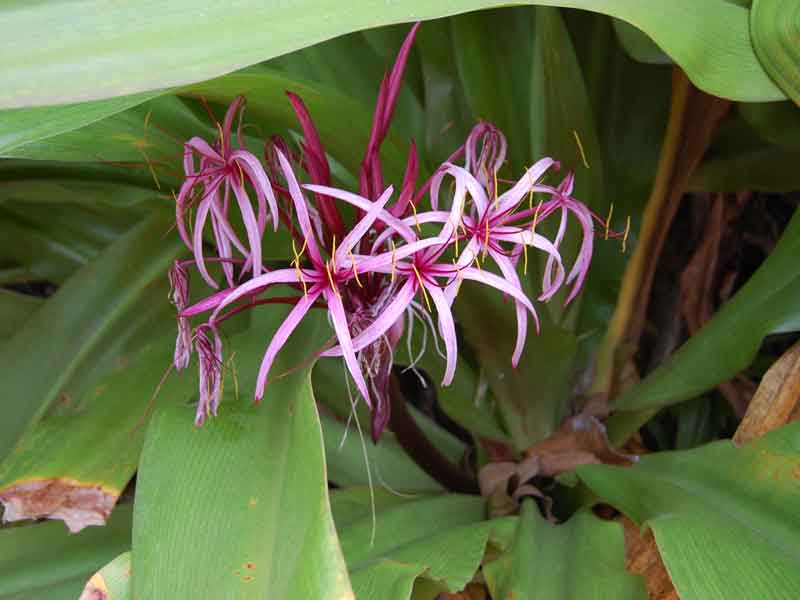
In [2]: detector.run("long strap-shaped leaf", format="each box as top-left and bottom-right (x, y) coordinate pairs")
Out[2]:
(132, 311), (354, 599)
(0, 215), (182, 460)
(0, 0), (783, 108)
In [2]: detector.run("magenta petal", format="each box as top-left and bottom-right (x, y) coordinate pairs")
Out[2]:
(192, 194), (220, 289)
(496, 157), (557, 214)
(335, 186), (394, 261)
(254, 289), (322, 401)
(489, 249), (528, 366)
(277, 150), (324, 265)
(426, 284), (458, 386)
(459, 267), (540, 336)
(321, 277), (416, 357)
(208, 268), (302, 323)
(230, 180), (263, 277)
(185, 137), (223, 163)
(326, 288), (373, 408)
(232, 149), (279, 233)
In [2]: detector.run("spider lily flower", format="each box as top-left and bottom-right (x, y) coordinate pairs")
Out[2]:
(175, 96), (279, 289)
(182, 151), (429, 412)
(194, 324), (223, 426)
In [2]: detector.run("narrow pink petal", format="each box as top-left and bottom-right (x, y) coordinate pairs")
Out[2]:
(230, 179), (263, 277)
(277, 150), (324, 265)
(303, 184), (416, 243)
(221, 96), (245, 156)
(254, 289), (322, 401)
(185, 137), (223, 163)
(335, 186), (394, 261)
(208, 268), (301, 324)
(181, 286), (236, 318)
(192, 195), (219, 289)
(326, 289), (372, 408)
(426, 284), (458, 386)
(390, 140), (418, 217)
(232, 149), (279, 232)
(489, 249), (528, 366)
(496, 157), (557, 214)
(321, 278), (416, 357)
(354, 237), (447, 274)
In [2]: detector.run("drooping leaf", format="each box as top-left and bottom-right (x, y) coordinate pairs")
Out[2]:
(611, 19), (670, 65)
(0, 1), (782, 108)
(739, 101), (800, 150)
(0, 504), (132, 600)
(0, 92), (160, 155)
(578, 422), (800, 599)
(0, 215), (181, 460)
(132, 311), (353, 599)
(614, 207), (800, 412)
(0, 337), (187, 532)
(483, 501), (645, 599)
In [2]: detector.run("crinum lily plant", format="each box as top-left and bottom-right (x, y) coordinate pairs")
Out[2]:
(169, 24), (608, 441)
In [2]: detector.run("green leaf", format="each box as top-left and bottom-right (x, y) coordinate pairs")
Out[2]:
(132, 311), (353, 599)
(578, 422), (800, 599)
(81, 552), (132, 600)
(611, 19), (670, 64)
(0, 290), (42, 341)
(0, 1), (782, 108)
(456, 282), (578, 450)
(483, 501), (645, 599)
(0, 215), (182, 460)
(334, 491), (504, 599)
(750, 0), (800, 104)
(614, 207), (800, 412)
(738, 101), (800, 149)
(0, 337), (187, 532)
(0, 92), (160, 155)
(0, 504), (132, 600)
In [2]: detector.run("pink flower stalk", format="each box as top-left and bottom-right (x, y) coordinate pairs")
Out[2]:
(169, 23), (604, 441)
(175, 96), (279, 289)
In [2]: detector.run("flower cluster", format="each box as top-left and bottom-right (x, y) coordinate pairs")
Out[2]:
(169, 24), (612, 440)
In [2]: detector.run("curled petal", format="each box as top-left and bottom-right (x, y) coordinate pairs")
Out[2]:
(195, 325), (223, 426)
(326, 288), (372, 408)
(427, 285), (458, 386)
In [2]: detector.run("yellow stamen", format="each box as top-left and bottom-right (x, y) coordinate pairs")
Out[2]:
(573, 129), (589, 169)
(331, 235), (337, 271)
(450, 215), (460, 256)
(410, 201), (421, 232)
(349, 249), (363, 288)
(411, 264), (431, 311)
(526, 165), (535, 211)
(216, 122), (225, 148)
(622, 216), (631, 253)
(237, 161), (245, 187)
(390, 239), (397, 283)
(532, 197), (543, 235)
(605, 203), (614, 241)
(291, 239), (308, 296)
(326, 263), (340, 297)
(521, 232), (528, 275)
(484, 218), (490, 249)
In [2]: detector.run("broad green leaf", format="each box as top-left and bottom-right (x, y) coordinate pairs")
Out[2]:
(0, 1), (782, 108)
(334, 491), (505, 599)
(452, 8), (535, 168)
(0, 504), (132, 600)
(0, 215), (182, 460)
(531, 6), (604, 324)
(0, 337), (187, 532)
(0, 92), (160, 155)
(82, 552), (132, 599)
(750, 0), (800, 104)
(689, 145), (800, 192)
(578, 422), (800, 599)
(611, 19), (670, 64)
(738, 101), (800, 149)
(483, 501), (645, 599)
(132, 311), (353, 599)
(614, 207), (800, 412)
(0, 290), (42, 341)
